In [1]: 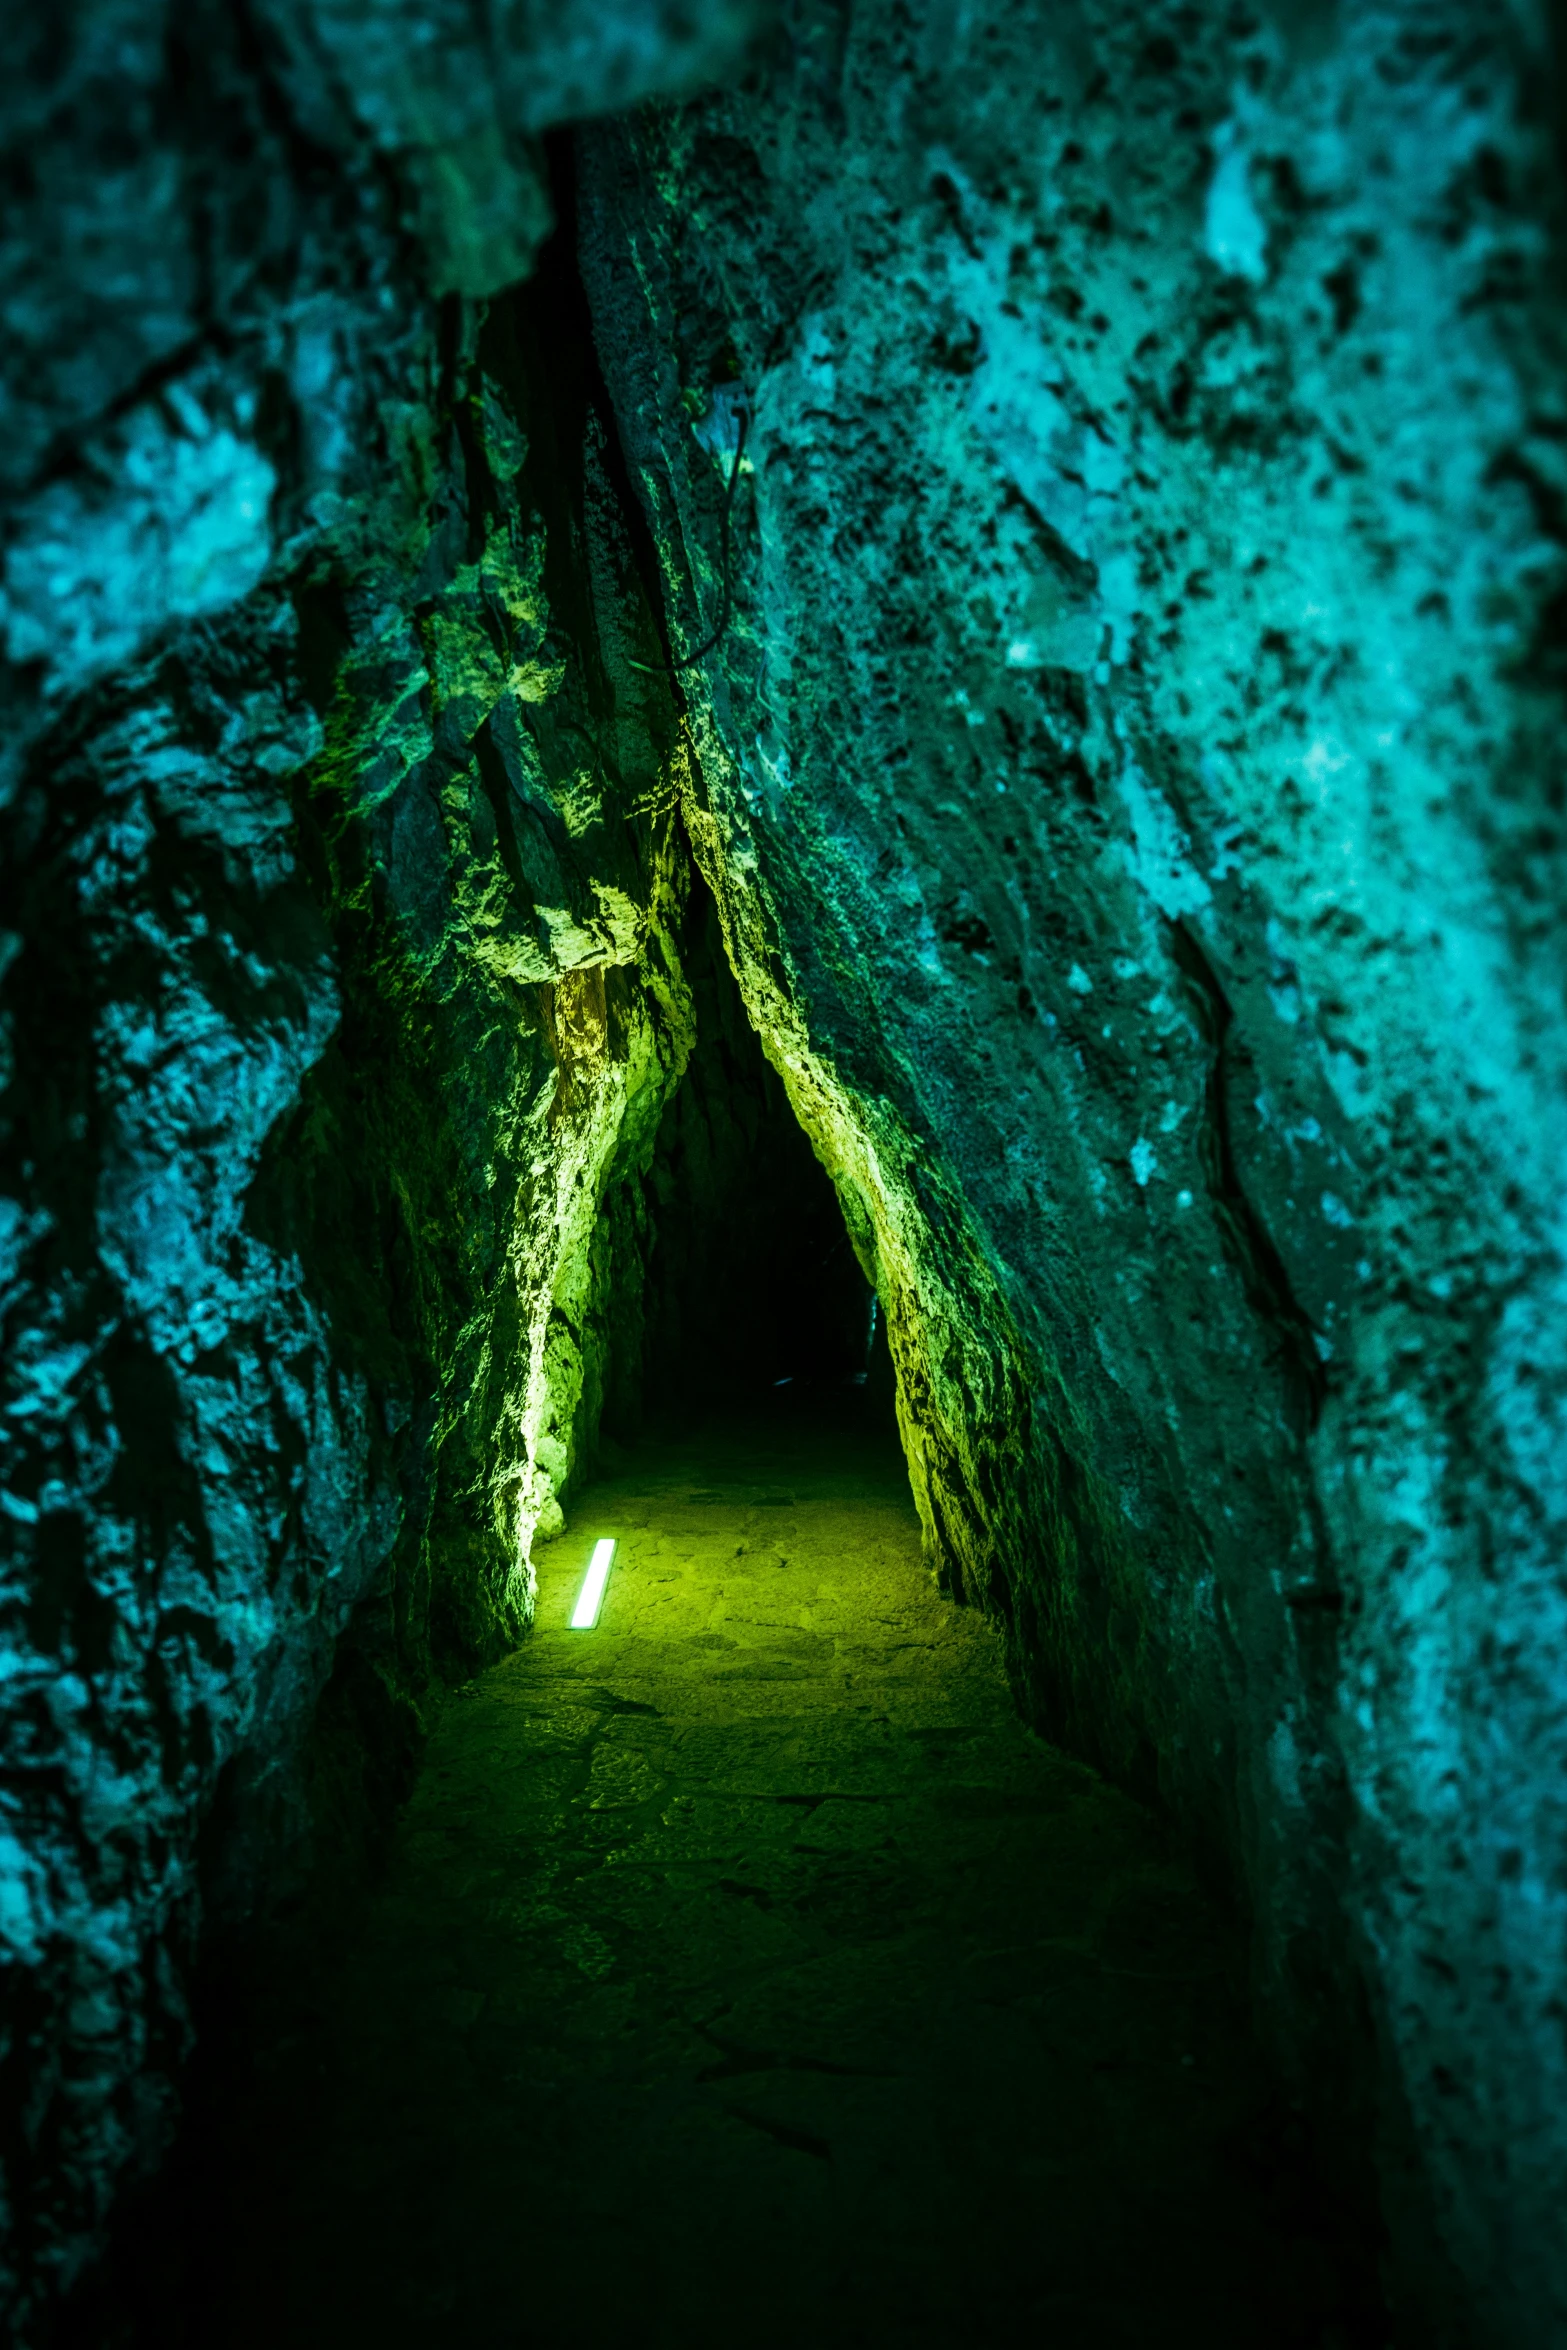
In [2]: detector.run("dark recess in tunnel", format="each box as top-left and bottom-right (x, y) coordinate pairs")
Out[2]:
(612, 871), (887, 1421)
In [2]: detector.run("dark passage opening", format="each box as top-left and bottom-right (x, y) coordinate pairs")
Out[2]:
(604, 870), (893, 1428)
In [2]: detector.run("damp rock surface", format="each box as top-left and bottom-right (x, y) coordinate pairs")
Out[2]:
(148, 1395), (1379, 2350)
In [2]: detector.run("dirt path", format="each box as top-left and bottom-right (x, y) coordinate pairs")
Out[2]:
(175, 1399), (1366, 2348)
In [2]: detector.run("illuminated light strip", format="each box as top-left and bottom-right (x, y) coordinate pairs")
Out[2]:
(570, 1538), (615, 1629)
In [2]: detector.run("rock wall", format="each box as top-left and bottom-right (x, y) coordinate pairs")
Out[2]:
(0, 4), (761, 2334)
(577, 8), (1567, 2344)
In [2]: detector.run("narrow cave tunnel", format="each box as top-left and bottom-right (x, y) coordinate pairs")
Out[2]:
(6, 8), (1566, 2350)
(67, 881), (1380, 2350)
(63, 870), (1382, 2350)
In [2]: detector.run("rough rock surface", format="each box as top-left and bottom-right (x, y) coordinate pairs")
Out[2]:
(0, 3), (761, 2333)
(578, 10), (1567, 2344)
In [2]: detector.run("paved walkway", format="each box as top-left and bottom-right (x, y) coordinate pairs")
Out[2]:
(176, 1397), (1367, 2347)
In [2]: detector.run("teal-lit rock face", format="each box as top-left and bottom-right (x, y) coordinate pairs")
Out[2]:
(1, 4), (1563, 2345)
(0, 6), (758, 2332)
(577, 14), (1567, 2343)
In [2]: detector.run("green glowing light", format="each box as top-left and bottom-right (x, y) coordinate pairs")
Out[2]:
(570, 1538), (615, 1629)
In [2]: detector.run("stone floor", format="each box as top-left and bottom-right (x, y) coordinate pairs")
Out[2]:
(156, 1390), (1378, 2348)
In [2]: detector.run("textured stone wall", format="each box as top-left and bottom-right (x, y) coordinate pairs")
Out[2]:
(577, 8), (1567, 2344)
(0, 4), (760, 2333)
